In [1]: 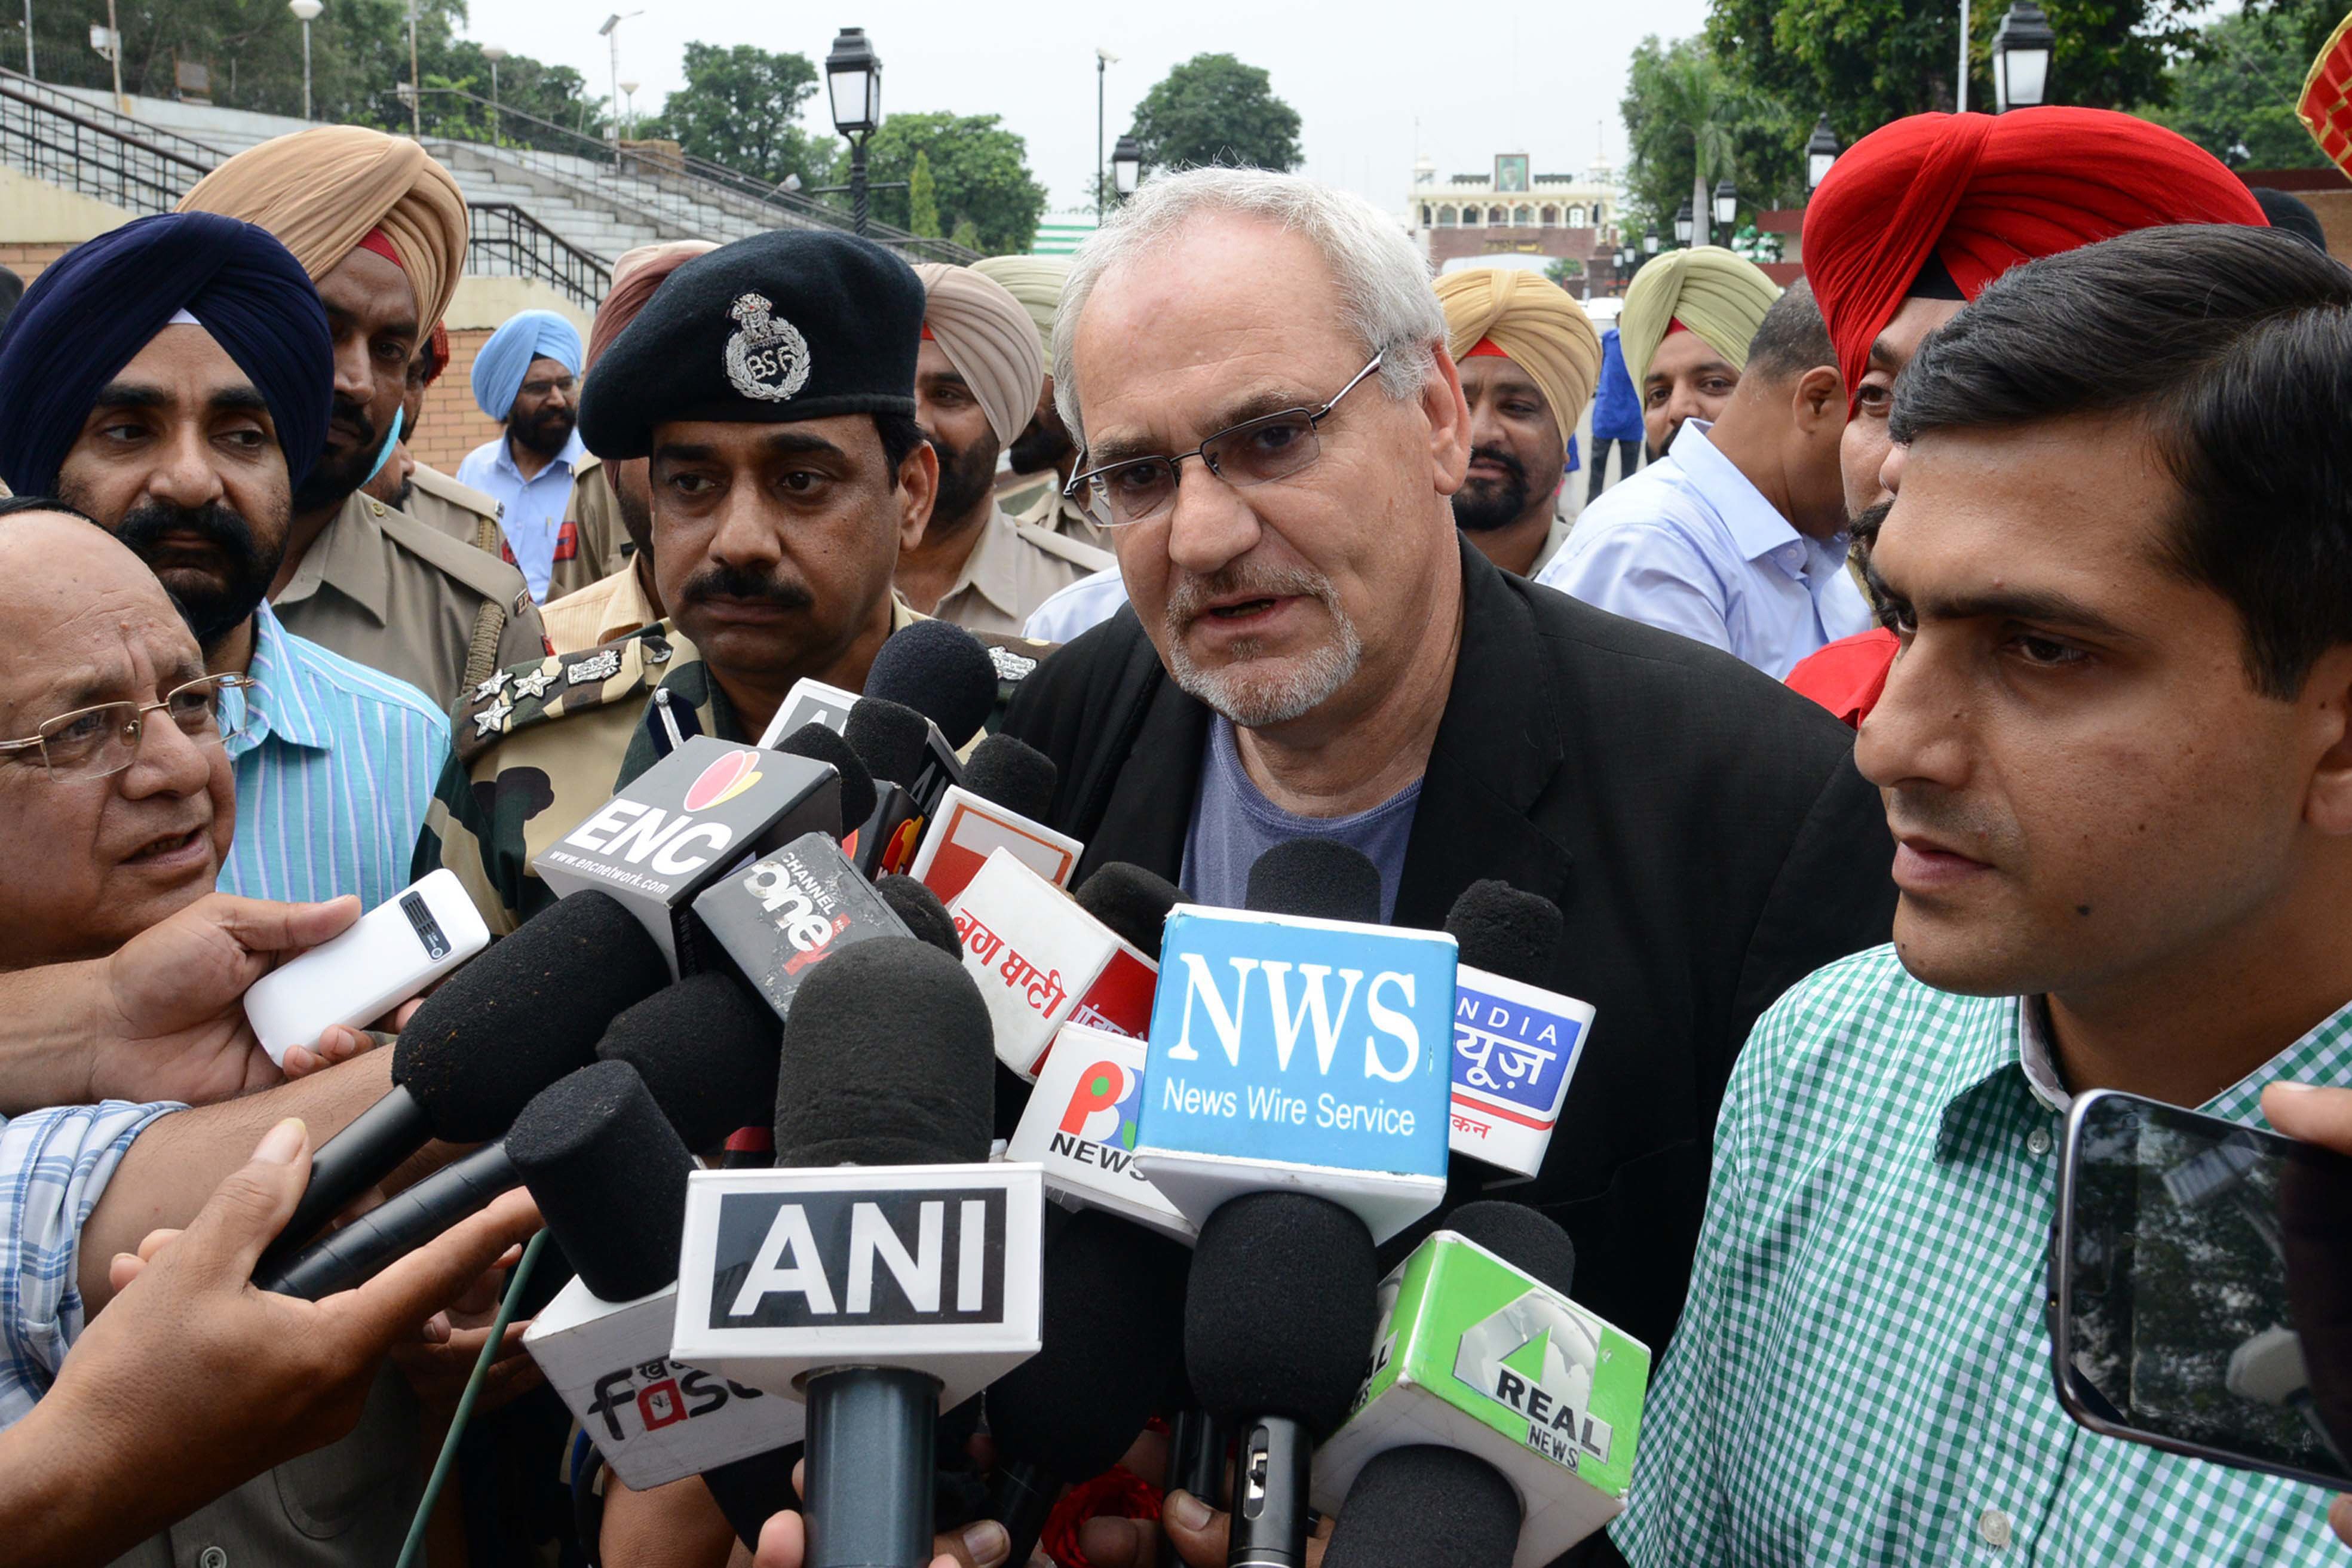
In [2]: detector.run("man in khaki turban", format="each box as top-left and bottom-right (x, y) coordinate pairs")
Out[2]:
(1433, 267), (1600, 578)
(1538, 280), (1871, 678)
(971, 253), (1102, 547)
(896, 262), (1111, 634)
(1617, 245), (1781, 459)
(178, 127), (544, 711)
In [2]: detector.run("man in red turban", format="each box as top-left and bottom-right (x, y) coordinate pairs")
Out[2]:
(1787, 108), (2267, 726)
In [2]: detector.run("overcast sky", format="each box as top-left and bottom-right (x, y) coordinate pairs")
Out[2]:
(462, 0), (1715, 216)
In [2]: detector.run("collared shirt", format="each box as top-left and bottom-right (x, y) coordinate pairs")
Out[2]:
(925, 504), (1112, 638)
(272, 489), (547, 713)
(458, 428), (590, 603)
(0, 1100), (178, 1427)
(1613, 946), (2348, 1566)
(540, 559), (660, 655)
(219, 602), (450, 913)
(1023, 564), (1130, 645)
(1537, 421), (1872, 679)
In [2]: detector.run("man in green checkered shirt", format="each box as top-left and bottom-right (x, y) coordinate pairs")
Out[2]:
(1613, 226), (2352, 1563)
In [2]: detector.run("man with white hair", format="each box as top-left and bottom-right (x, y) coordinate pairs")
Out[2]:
(1002, 171), (1895, 1474)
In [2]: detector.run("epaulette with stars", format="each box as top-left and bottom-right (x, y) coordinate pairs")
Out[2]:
(454, 628), (679, 765)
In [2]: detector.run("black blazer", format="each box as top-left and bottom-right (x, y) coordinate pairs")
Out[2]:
(1003, 540), (1896, 1355)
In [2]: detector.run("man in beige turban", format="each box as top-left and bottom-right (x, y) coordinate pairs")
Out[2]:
(1433, 267), (1600, 578)
(1617, 244), (1781, 459)
(1537, 280), (1871, 678)
(896, 262), (1112, 634)
(179, 127), (545, 710)
(970, 253), (1102, 547)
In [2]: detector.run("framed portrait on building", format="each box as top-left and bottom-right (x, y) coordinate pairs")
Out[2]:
(1495, 154), (1530, 193)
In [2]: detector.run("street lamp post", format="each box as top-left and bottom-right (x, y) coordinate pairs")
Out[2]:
(403, 1), (421, 135)
(483, 44), (505, 143)
(597, 11), (643, 145)
(1712, 178), (1738, 237)
(1673, 202), (1693, 247)
(1095, 47), (1118, 221)
(826, 26), (882, 237)
(1111, 131), (1141, 204)
(1807, 114), (1840, 194)
(22, 0), (32, 77)
(1991, 0), (2055, 112)
(1643, 229), (1660, 256)
(288, 0), (320, 120)
(620, 76), (639, 140)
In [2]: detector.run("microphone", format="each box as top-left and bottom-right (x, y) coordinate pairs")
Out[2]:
(259, 977), (781, 1296)
(1443, 882), (1596, 1183)
(1008, 1022), (1192, 1242)
(1314, 1199), (1647, 1564)
(986, 1209), (1191, 1566)
(906, 733), (1083, 907)
(948, 851), (1159, 1082)
(1066, 861), (1177, 1040)
(1186, 1191), (1379, 1568)
(533, 735), (845, 971)
(866, 617), (999, 751)
(257, 889), (670, 1269)
(843, 697), (942, 877)
(692, 830), (919, 1027)
(874, 874), (963, 961)
(772, 721), (879, 840)
(669, 939), (1046, 1568)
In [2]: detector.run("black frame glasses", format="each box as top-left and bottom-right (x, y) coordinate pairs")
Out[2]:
(0, 673), (254, 781)
(1064, 353), (1387, 529)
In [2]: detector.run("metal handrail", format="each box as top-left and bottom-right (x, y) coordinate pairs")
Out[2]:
(465, 201), (612, 309)
(404, 84), (979, 263)
(0, 78), (213, 214)
(0, 66), (229, 166)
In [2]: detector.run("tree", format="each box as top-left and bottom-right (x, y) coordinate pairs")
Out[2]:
(2145, 11), (2331, 169)
(832, 112), (1047, 254)
(1130, 53), (1303, 174)
(950, 218), (983, 253)
(637, 42), (834, 188)
(907, 150), (941, 238)
(1544, 257), (1586, 285)
(1704, 0), (2209, 149)
(1620, 36), (1796, 244)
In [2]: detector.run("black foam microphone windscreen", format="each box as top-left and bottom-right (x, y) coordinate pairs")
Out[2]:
(866, 619), (999, 747)
(1073, 862), (1180, 955)
(1320, 1445), (1523, 1568)
(959, 732), (1056, 821)
(842, 696), (932, 788)
(1445, 1200), (1577, 1296)
(990, 1210), (1189, 1477)
(507, 1058), (694, 1303)
(1185, 1190), (1378, 1437)
(1444, 879), (1566, 987)
(875, 873), (962, 959)
(1245, 838), (1382, 926)
(772, 720), (877, 836)
(594, 972), (783, 1151)
(392, 889), (672, 1141)
(772, 937), (995, 1167)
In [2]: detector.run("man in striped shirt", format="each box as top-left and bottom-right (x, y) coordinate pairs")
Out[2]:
(0, 214), (447, 914)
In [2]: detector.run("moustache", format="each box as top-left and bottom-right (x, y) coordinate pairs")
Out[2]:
(1850, 498), (1894, 549)
(1464, 444), (1527, 484)
(1166, 560), (1339, 626)
(679, 561), (816, 614)
(115, 496), (265, 569)
(326, 395), (376, 449)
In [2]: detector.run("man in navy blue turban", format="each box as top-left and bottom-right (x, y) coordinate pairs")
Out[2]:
(0, 209), (450, 932)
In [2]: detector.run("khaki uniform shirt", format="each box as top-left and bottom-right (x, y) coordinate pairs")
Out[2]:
(924, 505), (1114, 639)
(1007, 474), (1111, 551)
(419, 600), (922, 935)
(1531, 515), (1574, 579)
(548, 454), (636, 605)
(400, 464), (510, 559)
(541, 559), (661, 655)
(272, 490), (548, 716)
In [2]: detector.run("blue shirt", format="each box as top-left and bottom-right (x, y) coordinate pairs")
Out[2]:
(0, 1099), (177, 1426)
(1536, 420), (1872, 679)
(1180, 716), (1421, 922)
(1590, 326), (1644, 443)
(456, 426), (587, 602)
(219, 602), (450, 913)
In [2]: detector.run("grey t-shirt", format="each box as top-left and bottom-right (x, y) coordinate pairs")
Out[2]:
(1179, 716), (1422, 921)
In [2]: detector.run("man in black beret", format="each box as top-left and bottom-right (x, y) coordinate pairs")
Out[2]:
(413, 229), (942, 934)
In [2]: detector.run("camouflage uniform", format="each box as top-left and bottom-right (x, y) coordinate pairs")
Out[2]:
(416, 603), (919, 935)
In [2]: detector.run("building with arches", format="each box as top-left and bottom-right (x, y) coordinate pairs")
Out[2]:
(1408, 154), (1624, 294)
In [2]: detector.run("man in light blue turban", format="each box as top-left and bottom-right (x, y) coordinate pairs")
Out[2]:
(456, 306), (586, 602)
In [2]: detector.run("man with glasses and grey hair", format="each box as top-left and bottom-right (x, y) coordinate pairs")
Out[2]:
(1004, 169), (1895, 1551)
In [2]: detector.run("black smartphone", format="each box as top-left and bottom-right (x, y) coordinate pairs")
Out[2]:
(2051, 1088), (2352, 1491)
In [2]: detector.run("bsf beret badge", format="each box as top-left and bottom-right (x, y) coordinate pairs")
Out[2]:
(725, 293), (813, 403)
